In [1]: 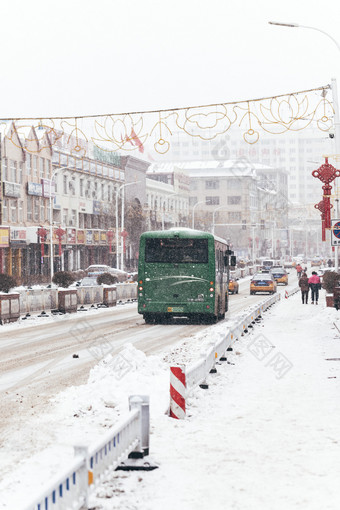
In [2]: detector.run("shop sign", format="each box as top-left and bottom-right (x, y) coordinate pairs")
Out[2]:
(100, 231), (107, 244)
(86, 230), (93, 244)
(3, 182), (21, 198)
(10, 227), (27, 245)
(67, 228), (77, 244)
(93, 200), (101, 215)
(93, 230), (100, 243)
(0, 227), (9, 247)
(77, 229), (85, 244)
(41, 179), (56, 198)
(27, 182), (43, 196)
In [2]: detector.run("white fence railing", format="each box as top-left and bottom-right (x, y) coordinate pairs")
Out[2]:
(170, 293), (280, 419)
(22, 395), (149, 510)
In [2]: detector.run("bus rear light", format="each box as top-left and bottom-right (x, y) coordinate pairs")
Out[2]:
(210, 294), (213, 298)
(206, 305), (210, 309)
(138, 286), (143, 291)
(209, 287), (214, 292)
(139, 280), (143, 284)
(143, 304), (146, 308)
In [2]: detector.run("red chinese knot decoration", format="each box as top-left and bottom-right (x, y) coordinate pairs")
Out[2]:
(120, 229), (128, 253)
(37, 226), (48, 259)
(55, 226), (66, 257)
(312, 157), (340, 238)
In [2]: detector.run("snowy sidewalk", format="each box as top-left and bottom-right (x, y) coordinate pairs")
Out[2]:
(90, 292), (340, 510)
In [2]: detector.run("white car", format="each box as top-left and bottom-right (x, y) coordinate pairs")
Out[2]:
(85, 265), (128, 283)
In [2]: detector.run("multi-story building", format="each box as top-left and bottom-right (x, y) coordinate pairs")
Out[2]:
(147, 160), (289, 259)
(0, 123), (193, 283)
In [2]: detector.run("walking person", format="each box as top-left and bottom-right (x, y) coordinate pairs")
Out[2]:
(308, 271), (321, 305)
(295, 263), (303, 279)
(299, 272), (309, 304)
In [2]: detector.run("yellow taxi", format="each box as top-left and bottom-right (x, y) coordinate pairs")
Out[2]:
(228, 278), (239, 294)
(250, 273), (277, 295)
(270, 268), (288, 286)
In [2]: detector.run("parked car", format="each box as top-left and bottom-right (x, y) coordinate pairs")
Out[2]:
(228, 278), (239, 294)
(270, 267), (288, 286)
(250, 273), (277, 295)
(85, 265), (128, 283)
(78, 276), (99, 286)
(86, 264), (111, 276)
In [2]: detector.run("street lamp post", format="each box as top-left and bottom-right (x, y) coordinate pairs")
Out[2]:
(192, 200), (206, 229)
(269, 20), (340, 271)
(49, 165), (74, 284)
(212, 205), (229, 234)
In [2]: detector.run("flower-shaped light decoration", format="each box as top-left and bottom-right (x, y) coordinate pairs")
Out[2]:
(92, 114), (147, 154)
(175, 104), (236, 141)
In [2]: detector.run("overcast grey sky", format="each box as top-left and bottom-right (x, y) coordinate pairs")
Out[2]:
(1, 0), (340, 119)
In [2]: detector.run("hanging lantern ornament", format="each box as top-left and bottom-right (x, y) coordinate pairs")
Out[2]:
(37, 226), (48, 261)
(120, 229), (129, 253)
(312, 157), (340, 230)
(107, 229), (114, 253)
(55, 226), (66, 257)
(314, 199), (333, 242)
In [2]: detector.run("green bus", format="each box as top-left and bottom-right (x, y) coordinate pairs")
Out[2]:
(137, 228), (235, 324)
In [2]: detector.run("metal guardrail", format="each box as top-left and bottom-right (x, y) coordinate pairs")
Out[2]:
(170, 293), (280, 418)
(22, 395), (149, 510)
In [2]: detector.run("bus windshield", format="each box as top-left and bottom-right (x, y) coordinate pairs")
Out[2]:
(145, 238), (208, 264)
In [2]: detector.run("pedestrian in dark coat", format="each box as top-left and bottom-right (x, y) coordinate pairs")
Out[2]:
(308, 271), (321, 304)
(299, 272), (309, 304)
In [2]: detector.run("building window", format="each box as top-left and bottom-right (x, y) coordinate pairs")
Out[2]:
(33, 156), (38, 178)
(63, 208), (68, 225)
(227, 196), (241, 205)
(10, 160), (17, 182)
(228, 211), (242, 221)
(80, 179), (84, 197)
(205, 180), (219, 189)
(27, 196), (33, 221)
(34, 198), (40, 222)
(3, 199), (8, 222)
(71, 209), (77, 226)
(26, 154), (31, 174)
(2, 158), (7, 181)
(63, 175), (68, 194)
(11, 201), (17, 222)
(46, 159), (50, 177)
(40, 201), (45, 222)
(19, 201), (24, 222)
(40, 158), (45, 179)
(206, 196), (220, 205)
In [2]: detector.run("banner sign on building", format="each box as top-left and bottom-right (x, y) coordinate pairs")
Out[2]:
(10, 227), (27, 245)
(93, 230), (100, 243)
(3, 182), (21, 198)
(0, 227), (10, 247)
(77, 229), (85, 244)
(41, 179), (56, 198)
(67, 228), (77, 244)
(27, 182), (43, 196)
(86, 230), (93, 244)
